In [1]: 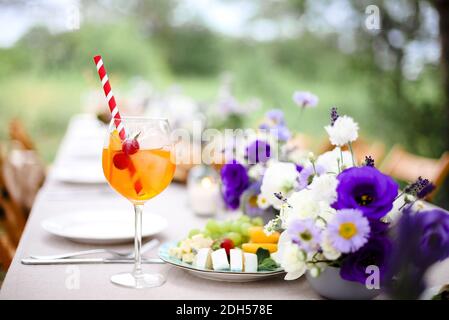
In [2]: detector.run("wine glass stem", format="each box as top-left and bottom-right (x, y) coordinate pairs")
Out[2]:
(133, 204), (143, 276)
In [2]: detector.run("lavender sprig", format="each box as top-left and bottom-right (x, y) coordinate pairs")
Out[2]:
(395, 176), (435, 209)
(404, 176), (435, 199)
(364, 155), (375, 168)
(417, 183), (436, 199)
(274, 192), (292, 208)
(330, 107), (339, 126)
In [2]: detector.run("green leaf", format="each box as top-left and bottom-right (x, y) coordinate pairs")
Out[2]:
(255, 248), (279, 271)
(258, 258), (279, 271)
(256, 248), (270, 263)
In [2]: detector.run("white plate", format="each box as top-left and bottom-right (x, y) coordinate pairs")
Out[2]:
(159, 242), (285, 282)
(41, 209), (168, 244)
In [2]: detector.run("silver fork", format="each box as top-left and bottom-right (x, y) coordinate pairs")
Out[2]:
(30, 239), (159, 260)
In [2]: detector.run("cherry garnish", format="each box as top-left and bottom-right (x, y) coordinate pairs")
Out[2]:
(113, 152), (130, 170)
(122, 138), (140, 155)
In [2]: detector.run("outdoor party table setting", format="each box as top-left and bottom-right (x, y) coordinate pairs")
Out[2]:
(1, 56), (449, 301)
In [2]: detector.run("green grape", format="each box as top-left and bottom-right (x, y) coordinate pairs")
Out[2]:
(210, 232), (222, 240)
(238, 215), (251, 222)
(188, 229), (201, 238)
(216, 221), (227, 235)
(221, 220), (232, 233)
(251, 217), (264, 226)
(206, 219), (220, 233)
(226, 232), (243, 247)
(240, 222), (252, 237)
(231, 221), (242, 233)
(202, 230), (212, 238)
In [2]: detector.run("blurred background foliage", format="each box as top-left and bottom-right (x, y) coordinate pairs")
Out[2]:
(0, 0), (448, 206)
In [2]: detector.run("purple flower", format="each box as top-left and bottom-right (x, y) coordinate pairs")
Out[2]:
(221, 161), (249, 209)
(369, 219), (389, 237)
(246, 140), (271, 164)
(265, 109), (286, 125)
(258, 109), (291, 142)
(292, 91), (319, 108)
(333, 166), (399, 220)
(385, 207), (449, 299)
(340, 236), (392, 284)
(287, 219), (322, 252)
(222, 190), (241, 210)
(327, 209), (371, 253)
(415, 209), (449, 266)
(275, 125), (291, 142)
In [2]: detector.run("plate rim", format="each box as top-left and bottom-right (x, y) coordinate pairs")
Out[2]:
(41, 210), (168, 241)
(158, 241), (285, 276)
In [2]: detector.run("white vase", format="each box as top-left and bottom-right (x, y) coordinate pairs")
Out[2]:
(306, 266), (380, 300)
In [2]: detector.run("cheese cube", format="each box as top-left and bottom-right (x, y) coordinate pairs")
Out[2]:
(243, 252), (258, 272)
(211, 248), (230, 271)
(194, 248), (212, 270)
(230, 249), (243, 272)
(182, 252), (195, 264)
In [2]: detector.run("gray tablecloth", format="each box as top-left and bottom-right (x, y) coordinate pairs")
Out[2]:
(1, 115), (448, 299)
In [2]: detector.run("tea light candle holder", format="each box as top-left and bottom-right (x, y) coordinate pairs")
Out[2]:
(187, 165), (222, 216)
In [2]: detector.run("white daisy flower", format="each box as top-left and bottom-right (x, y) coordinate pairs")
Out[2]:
(282, 189), (322, 225)
(316, 148), (353, 173)
(282, 183), (338, 229)
(324, 115), (359, 147)
(309, 174), (339, 205)
(256, 194), (270, 209)
(280, 242), (307, 280)
(247, 163), (265, 180)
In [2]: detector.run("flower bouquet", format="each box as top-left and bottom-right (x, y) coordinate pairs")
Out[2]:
(219, 91), (320, 219)
(218, 91), (449, 299)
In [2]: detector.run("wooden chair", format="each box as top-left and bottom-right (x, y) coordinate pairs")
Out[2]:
(319, 137), (386, 165)
(380, 145), (449, 200)
(0, 230), (15, 270)
(2, 148), (46, 213)
(9, 118), (35, 150)
(0, 145), (27, 246)
(0, 120), (46, 271)
(5, 118), (46, 212)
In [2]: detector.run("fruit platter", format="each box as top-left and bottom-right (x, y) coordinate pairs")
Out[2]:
(158, 215), (285, 282)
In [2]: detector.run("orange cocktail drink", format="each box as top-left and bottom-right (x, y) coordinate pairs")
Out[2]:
(101, 118), (175, 289)
(103, 146), (175, 203)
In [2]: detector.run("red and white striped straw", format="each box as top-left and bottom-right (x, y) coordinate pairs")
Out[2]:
(93, 55), (127, 141)
(93, 55), (143, 195)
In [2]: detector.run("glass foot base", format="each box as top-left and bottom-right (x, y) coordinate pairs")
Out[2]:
(111, 272), (165, 289)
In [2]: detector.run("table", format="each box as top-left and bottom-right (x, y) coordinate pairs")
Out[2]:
(1, 115), (448, 299)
